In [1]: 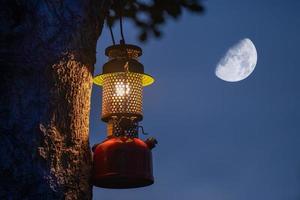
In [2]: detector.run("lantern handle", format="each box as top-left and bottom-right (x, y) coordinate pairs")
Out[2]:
(118, 0), (126, 44)
(106, 10), (116, 45)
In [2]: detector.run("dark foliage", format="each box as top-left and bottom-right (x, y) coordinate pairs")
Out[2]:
(107, 0), (205, 42)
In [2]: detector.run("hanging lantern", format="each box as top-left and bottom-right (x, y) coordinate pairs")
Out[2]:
(92, 44), (157, 189)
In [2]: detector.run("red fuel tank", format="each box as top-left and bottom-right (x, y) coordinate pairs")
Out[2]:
(92, 137), (154, 189)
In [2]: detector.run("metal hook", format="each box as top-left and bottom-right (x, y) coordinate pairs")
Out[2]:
(138, 125), (148, 135)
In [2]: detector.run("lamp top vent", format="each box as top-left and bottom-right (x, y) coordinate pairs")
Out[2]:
(105, 44), (142, 59)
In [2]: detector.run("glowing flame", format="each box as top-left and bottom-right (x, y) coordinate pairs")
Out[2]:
(115, 82), (130, 96)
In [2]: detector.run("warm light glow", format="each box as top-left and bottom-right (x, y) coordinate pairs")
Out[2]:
(115, 82), (130, 97)
(101, 72), (143, 120)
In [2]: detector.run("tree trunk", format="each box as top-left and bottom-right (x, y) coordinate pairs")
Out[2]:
(0, 0), (106, 199)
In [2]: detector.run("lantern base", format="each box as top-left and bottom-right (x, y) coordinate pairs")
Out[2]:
(93, 173), (153, 189)
(92, 137), (154, 189)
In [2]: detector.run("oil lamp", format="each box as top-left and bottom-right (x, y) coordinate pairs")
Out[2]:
(92, 43), (157, 189)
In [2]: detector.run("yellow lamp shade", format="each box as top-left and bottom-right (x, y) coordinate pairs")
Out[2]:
(93, 72), (154, 87)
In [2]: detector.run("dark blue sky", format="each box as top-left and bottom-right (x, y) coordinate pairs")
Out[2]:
(90, 0), (300, 199)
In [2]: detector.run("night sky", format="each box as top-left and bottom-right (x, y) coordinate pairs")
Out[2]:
(90, 0), (300, 199)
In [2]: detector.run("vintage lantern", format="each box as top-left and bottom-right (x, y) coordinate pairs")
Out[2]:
(92, 43), (157, 189)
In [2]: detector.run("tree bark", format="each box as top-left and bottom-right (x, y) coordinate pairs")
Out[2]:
(0, 0), (106, 199)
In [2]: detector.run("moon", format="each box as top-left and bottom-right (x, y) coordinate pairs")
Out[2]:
(215, 38), (257, 82)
